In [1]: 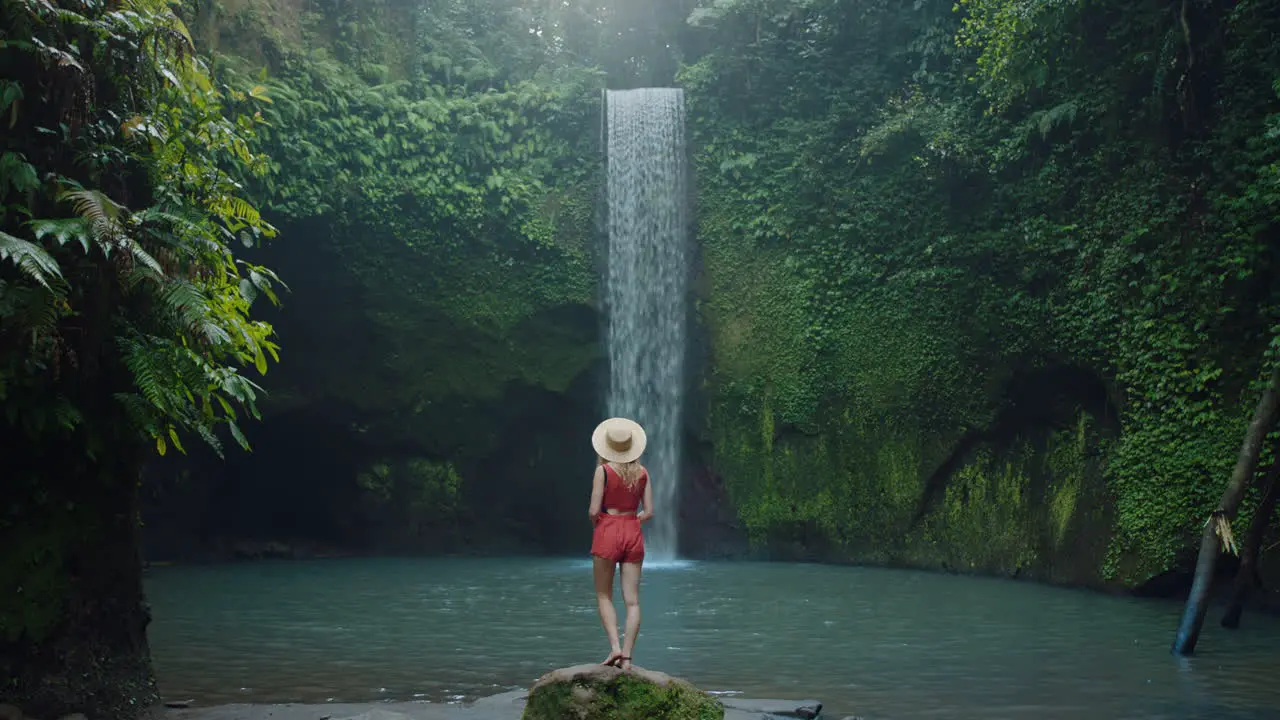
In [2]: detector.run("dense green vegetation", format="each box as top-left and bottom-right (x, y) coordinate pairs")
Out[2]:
(153, 0), (616, 548)
(2, 0), (1280, 715)
(684, 0), (1280, 586)
(1, 0), (281, 715)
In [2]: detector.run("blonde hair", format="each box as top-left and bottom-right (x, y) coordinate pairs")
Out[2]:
(598, 456), (645, 489)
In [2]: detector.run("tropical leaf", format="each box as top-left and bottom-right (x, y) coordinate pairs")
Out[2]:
(30, 218), (91, 253)
(0, 231), (63, 290)
(0, 151), (39, 193)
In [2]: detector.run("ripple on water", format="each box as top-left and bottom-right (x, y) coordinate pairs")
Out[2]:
(145, 557), (1280, 719)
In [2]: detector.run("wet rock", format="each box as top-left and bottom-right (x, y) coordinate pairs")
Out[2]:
(231, 540), (294, 560)
(720, 698), (823, 718)
(522, 663), (723, 720)
(163, 700), (193, 709)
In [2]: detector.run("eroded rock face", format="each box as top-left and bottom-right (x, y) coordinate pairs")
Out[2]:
(522, 664), (723, 720)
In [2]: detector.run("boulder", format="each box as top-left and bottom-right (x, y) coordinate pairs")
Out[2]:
(521, 664), (724, 720)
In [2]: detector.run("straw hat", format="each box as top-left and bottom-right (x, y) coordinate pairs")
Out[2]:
(592, 417), (647, 464)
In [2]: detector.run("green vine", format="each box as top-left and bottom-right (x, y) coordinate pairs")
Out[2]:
(683, 0), (1280, 585)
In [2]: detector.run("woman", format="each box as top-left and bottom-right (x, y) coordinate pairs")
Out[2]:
(588, 417), (654, 671)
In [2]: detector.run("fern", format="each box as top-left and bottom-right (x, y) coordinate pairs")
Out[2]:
(120, 338), (171, 411)
(0, 279), (63, 336)
(61, 188), (125, 246)
(2, 0), (282, 460)
(118, 235), (164, 276)
(29, 218), (91, 254)
(157, 279), (232, 345)
(0, 230), (64, 290)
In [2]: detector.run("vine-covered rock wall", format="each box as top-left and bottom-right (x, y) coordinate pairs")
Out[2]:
(143, 0), (611, 557)
(682, 0), (1280, 591)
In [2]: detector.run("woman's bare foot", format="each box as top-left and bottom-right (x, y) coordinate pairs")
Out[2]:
(619, 656), (632, 671)
(602, 649), (623, 667)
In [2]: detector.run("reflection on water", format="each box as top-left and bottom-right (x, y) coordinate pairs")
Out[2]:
(145, 558), (1280, 719)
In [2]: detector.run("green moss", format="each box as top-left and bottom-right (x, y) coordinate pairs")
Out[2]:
(706, 365), (1118, 582)
(0, 516), (72, 643)
(522, 673), (723, 720)
(710, 387), (933, 553)
(910, 448), (1040, 574)
(1046, 415), (1089, 550)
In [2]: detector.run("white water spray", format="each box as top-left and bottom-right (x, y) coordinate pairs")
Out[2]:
(603, 88), (689, 562)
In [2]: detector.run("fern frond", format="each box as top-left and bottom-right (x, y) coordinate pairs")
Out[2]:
(118, 235), (164, 275)
(0, 278), (63, 335)
(0, 230), (64, 290)
(120, 338), (170, 409)
(134, 205), (225, 257)
(30, 217), (91, 254)
(61, 188), (126, 251)
(133, 206), (203, 238)
(63, 188), (121, 222)
(209, 195), (262, 227)
(156, 279), (230, 345)
(120, 262), (164, 293)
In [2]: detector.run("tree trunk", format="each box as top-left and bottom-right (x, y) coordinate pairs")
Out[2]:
(1220, 445), (1280, 629)
(1171, 362), (1280, 656)
(0, 432), (159, 719)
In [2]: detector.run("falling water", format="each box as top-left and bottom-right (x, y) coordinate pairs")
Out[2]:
(603, 88), (688, 562)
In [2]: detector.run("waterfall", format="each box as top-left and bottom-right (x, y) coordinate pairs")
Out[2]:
(603, 88), (689, 562)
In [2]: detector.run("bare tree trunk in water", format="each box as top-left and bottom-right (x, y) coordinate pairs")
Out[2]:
(1171, 362), (1280, 655)
(1220, 445), (1280, 629)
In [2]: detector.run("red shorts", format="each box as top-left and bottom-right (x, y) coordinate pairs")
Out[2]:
(591, 514), (645, 564)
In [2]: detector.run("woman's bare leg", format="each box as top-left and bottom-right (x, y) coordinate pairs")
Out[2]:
(593, 555), (623, 665)
(619, 561), (642, 670)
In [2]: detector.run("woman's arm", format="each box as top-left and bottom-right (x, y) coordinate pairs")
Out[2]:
(588, 465), (605, 522)
(638, 476), (655, 524)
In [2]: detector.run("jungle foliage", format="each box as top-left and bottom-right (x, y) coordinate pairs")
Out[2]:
(0, 0), (282, 463)
(0, 0), (285, 714)
(184, 0), (612, 412)
(681, 0), (1280, 583)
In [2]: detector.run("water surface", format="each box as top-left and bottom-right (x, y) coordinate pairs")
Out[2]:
(146, 558), (1280, 718)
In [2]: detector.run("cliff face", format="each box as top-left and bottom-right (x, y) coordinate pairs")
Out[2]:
(681, 188), (1119, 587)
(678, 1), (1280, 594)
(142, 0), (609, 558)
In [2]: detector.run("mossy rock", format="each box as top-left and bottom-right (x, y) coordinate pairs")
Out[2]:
(522, 663), (724, 720)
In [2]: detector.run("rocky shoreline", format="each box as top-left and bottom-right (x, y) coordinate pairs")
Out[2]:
(164, 694), (832, 720)
(157, 665), (839, 720)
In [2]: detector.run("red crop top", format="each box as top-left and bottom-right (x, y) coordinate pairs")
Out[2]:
(601, 464), (647, 513)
